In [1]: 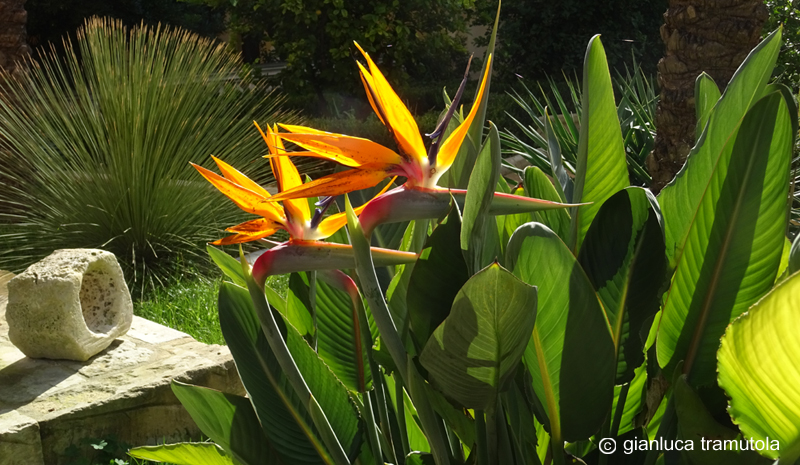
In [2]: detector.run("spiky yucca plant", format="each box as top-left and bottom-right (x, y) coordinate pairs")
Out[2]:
(0, 18), (301, 294)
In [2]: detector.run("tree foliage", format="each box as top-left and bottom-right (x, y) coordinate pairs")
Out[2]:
(470, 0), (665, 86)
(190, 0), (476, 110)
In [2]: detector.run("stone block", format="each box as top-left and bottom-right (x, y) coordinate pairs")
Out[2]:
(6, 249), (133, 362)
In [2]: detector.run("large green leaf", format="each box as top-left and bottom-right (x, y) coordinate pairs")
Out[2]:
(407, 205), (470, 347)
(674, 374), (769, 465)
(524, 166), (571, 242)
(387, 219), (428, 337)
(207, 245), (287, 314)
(718, 272), (800, 463)
(218, 283), (329, 465)
(657, 29), (782, 266)
(219, 282), (361, 464)
(316, 270), (372, 392)
(171, 382), (275, 465)
(420, 263), (537, 410)
(788, 233), (800, 275)
(461, 123), (502, 274)
(656, 91), (793, 387)
(506, 223), (615, 443)
(577, 187), (667, 383)
(694, 73), (721, 140)
(569, 35), (630, 253)
(129, 443), (235, 465)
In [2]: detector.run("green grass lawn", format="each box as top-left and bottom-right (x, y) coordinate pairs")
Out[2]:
(133, 272), (289, 346)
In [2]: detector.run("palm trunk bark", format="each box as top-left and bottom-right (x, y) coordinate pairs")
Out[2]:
(0, 0), (30, 77)
(648, 0), (768, 193)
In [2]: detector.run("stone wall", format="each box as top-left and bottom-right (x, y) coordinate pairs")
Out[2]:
(0, 0), (30, 77)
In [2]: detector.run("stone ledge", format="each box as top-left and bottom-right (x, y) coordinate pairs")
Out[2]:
(0, 271), (243, 465)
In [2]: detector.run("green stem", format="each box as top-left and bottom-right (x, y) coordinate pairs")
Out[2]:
(356, 391), (383, 465)
(643, 395), (677, 465)
(396, 378), (411, 461)
(550, 434), (565, 465)
(610, 383), (630, 438)
(476, 410), (489, 465)
(243, 255), (350, 465)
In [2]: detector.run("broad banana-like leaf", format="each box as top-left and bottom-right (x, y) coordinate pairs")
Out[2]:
(286, 271), (315, 338)
(439, 0), (499, 189)
(170, 382), (275, 465)
(386, 220), (428, 336)
(695, 73), (721, 140)
(315, 269), (373, 392)
(506, 223), (615, 443)
(461, 123), (502, 274)
(578, 187), (667, 383)
(525, 166), (571, 242)
(674, 375), (769, 465)
(718, 272), (800, 463)
(656, 91), (793, 387)
(218, 282), (361, 464)
(408, 205), (470, 347)
(610, 363), (647, 436)
(420, 263), (537, 410)
(569, 35), (630, 253)
(129, 443), (235, 465)
(657, 28), (782, 266)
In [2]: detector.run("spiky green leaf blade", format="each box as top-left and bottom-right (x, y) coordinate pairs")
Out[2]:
(657, 29), (782, 266)
(407, 205), (470, 347)
(656, 91), (793, 387)
(420, 263), (537, 409)
(170, 382), (276, 465)
(577, 187), (667, 383)
(524, 166), (571, 241)
(506, 223), (615, 442)
(789, 233), (800, 275)
(461, 123), (502, 273)
(569, 35), (630, 253)
(128, 443), (235, 465)
(718, 273), (800, 463)
(695, 73), (721, 140)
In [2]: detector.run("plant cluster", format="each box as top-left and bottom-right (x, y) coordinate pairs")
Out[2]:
(130, 11), (800, 465)
(0, 18), (302, 295)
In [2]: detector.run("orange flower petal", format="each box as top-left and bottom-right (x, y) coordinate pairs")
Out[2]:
(354, 42), (427, 163)
(210, 156), (271, 199)
(255, 123), (311, 222)
(211, 228), (279, 246)
(437, 54), (493, 171)
(315, 176), (397, 237)
(192, 162), (284, 220)
(278, 131), (403, 168)
(226, 217), (284, 234)
(270, 166), (393, 201)
(357, 63), (387, 127)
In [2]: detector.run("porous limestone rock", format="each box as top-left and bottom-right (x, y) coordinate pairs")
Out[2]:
(6, 249), (133, 361)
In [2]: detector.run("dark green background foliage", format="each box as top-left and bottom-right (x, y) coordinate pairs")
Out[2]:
(470, 0), (666, 87)
(764, 0), (800, 90)
(26, 0), (225, 48)
(189, 0), (475, 112)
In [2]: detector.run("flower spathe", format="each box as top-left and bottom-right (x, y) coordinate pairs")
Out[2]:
(265, 44), (492, 201)
(191, 122), (392, 245)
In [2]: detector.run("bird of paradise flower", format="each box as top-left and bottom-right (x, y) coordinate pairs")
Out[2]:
(262, 44), (576, 236)
(192, 123), (416, 286)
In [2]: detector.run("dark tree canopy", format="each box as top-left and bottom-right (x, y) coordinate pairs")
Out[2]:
(26, 0), (224, 49)
(471, 0), (666, 87)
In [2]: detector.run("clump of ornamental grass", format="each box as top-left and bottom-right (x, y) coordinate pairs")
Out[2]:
(0, 17), (309, 296)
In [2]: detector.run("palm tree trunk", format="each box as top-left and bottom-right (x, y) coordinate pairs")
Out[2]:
(0, 0), (30, 77)
(648, 0), (768, 193)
